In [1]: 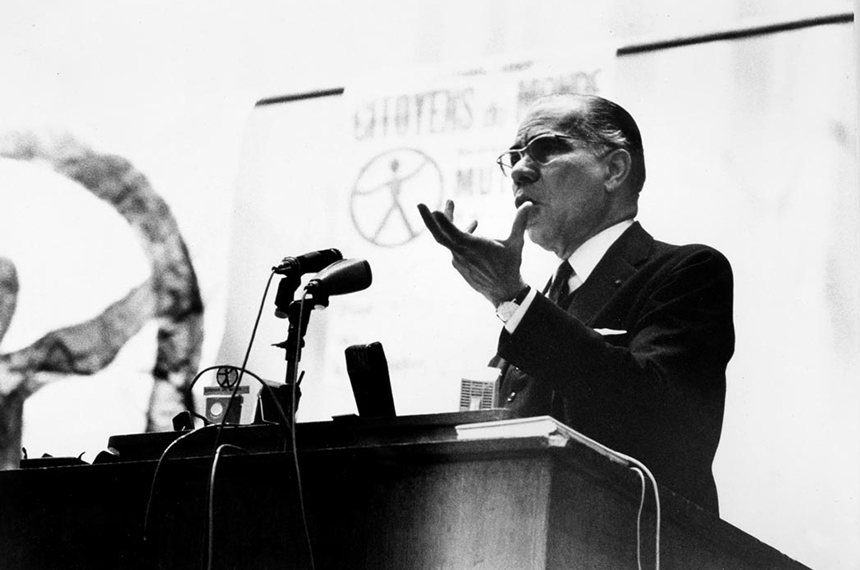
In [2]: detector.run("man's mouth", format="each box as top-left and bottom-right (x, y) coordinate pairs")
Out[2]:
(514, 195), (535, 209)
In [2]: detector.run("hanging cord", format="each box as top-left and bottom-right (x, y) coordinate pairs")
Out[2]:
(630, 467), (647, 570)
(142, 368), (293, 548)
(142, 424), (220, 543)
(586, 444), (660, 570)
(204, 444), (250, 570)
(144, 271), (289, 546)
(548, 425), (661, 570)
(199, 272), (315, 569)
(210, 270), (279, 452)
(197, 268), (314, 568)
(287, 293), (316, 570)
(625, 461), (660, 570)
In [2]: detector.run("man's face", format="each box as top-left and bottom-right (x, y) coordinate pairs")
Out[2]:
(509, 101), (611, 259)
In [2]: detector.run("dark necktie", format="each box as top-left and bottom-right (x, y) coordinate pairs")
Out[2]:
(547, 261), (574, 305)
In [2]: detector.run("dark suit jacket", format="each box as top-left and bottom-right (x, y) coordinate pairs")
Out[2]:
(495, 222), (734, 514)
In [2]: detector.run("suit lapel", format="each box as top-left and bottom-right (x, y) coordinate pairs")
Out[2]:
(567, 222), (653, 324)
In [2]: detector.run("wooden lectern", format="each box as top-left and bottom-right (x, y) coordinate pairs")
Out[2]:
(0, 411), (811, 570)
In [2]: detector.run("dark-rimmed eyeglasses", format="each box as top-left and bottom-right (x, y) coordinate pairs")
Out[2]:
(495, 133), (578, 177)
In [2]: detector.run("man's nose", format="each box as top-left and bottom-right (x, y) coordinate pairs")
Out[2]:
(511, 157), (539, 185)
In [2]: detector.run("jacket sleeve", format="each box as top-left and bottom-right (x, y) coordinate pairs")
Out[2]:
(497, 246), (734, 441)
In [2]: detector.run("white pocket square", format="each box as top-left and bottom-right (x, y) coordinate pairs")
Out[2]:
(594, 328), (627, 336)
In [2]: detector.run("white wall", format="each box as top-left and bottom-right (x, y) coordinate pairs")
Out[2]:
(1, 2), (857, 569)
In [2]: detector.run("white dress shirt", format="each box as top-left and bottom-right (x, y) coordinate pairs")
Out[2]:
(504, 219), (635, 333)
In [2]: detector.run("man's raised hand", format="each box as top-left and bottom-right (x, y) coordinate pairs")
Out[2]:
(417, 199), (533, 306)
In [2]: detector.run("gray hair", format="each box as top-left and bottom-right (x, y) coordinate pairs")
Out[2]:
(553, 94), (647, 192)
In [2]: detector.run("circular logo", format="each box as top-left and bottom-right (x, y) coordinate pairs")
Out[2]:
(215, 366), (240, 388)
(350, 148), (444, 247)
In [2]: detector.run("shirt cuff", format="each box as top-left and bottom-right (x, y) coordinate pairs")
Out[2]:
(503, 287), (538, 333)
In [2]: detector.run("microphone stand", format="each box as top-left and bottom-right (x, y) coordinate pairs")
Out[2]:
(269, 259), (368, 424)
(274, 298), (313, 388)
(272, 275), (311, 423)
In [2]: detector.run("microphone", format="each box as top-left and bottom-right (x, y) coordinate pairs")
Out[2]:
(273, 248), (343, 318)
(304, 258), (372, 308)
(273, 248), (342, 276)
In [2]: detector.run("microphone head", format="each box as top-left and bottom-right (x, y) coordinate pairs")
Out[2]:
(273, 248), (342, 276)
(307, 258), (372, 298)
(299, 248), (343, 273)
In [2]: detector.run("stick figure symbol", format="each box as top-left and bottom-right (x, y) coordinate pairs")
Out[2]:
(350, 148), (443, 247)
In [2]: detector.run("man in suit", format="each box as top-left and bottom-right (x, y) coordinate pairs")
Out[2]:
(418, 94), (734, 515)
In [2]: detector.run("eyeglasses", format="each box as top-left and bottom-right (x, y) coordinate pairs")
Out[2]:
(495, 133), (578, 177)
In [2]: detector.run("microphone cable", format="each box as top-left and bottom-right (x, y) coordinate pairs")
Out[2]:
(286, 291), (316, 570)
(602, 450), (661, 570)
(208, 268), (315, 570)
(210, 269), (279, 451)
(200, 267), (315, 568)
(205, 443), (249, 570)
(591, 446), (660, 570)
(629, 465), (660, 570)
(143, 269), (296, 561)
(208, 267), (316, 569)
(142, 366), (295, 563)
(142, 423), (223, 544)
(627, 457), (660, 570)
(538, 422), (662, 570)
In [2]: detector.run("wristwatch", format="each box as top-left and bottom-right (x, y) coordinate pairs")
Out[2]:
(495, 286), (531, 323)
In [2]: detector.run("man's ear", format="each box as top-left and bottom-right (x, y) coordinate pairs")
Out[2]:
(603, 148), (632, 192)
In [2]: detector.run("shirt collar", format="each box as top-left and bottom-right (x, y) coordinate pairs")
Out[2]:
(566, 219), (635, 283)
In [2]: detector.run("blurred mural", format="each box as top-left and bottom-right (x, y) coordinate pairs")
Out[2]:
(0, 132), (204, 469)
